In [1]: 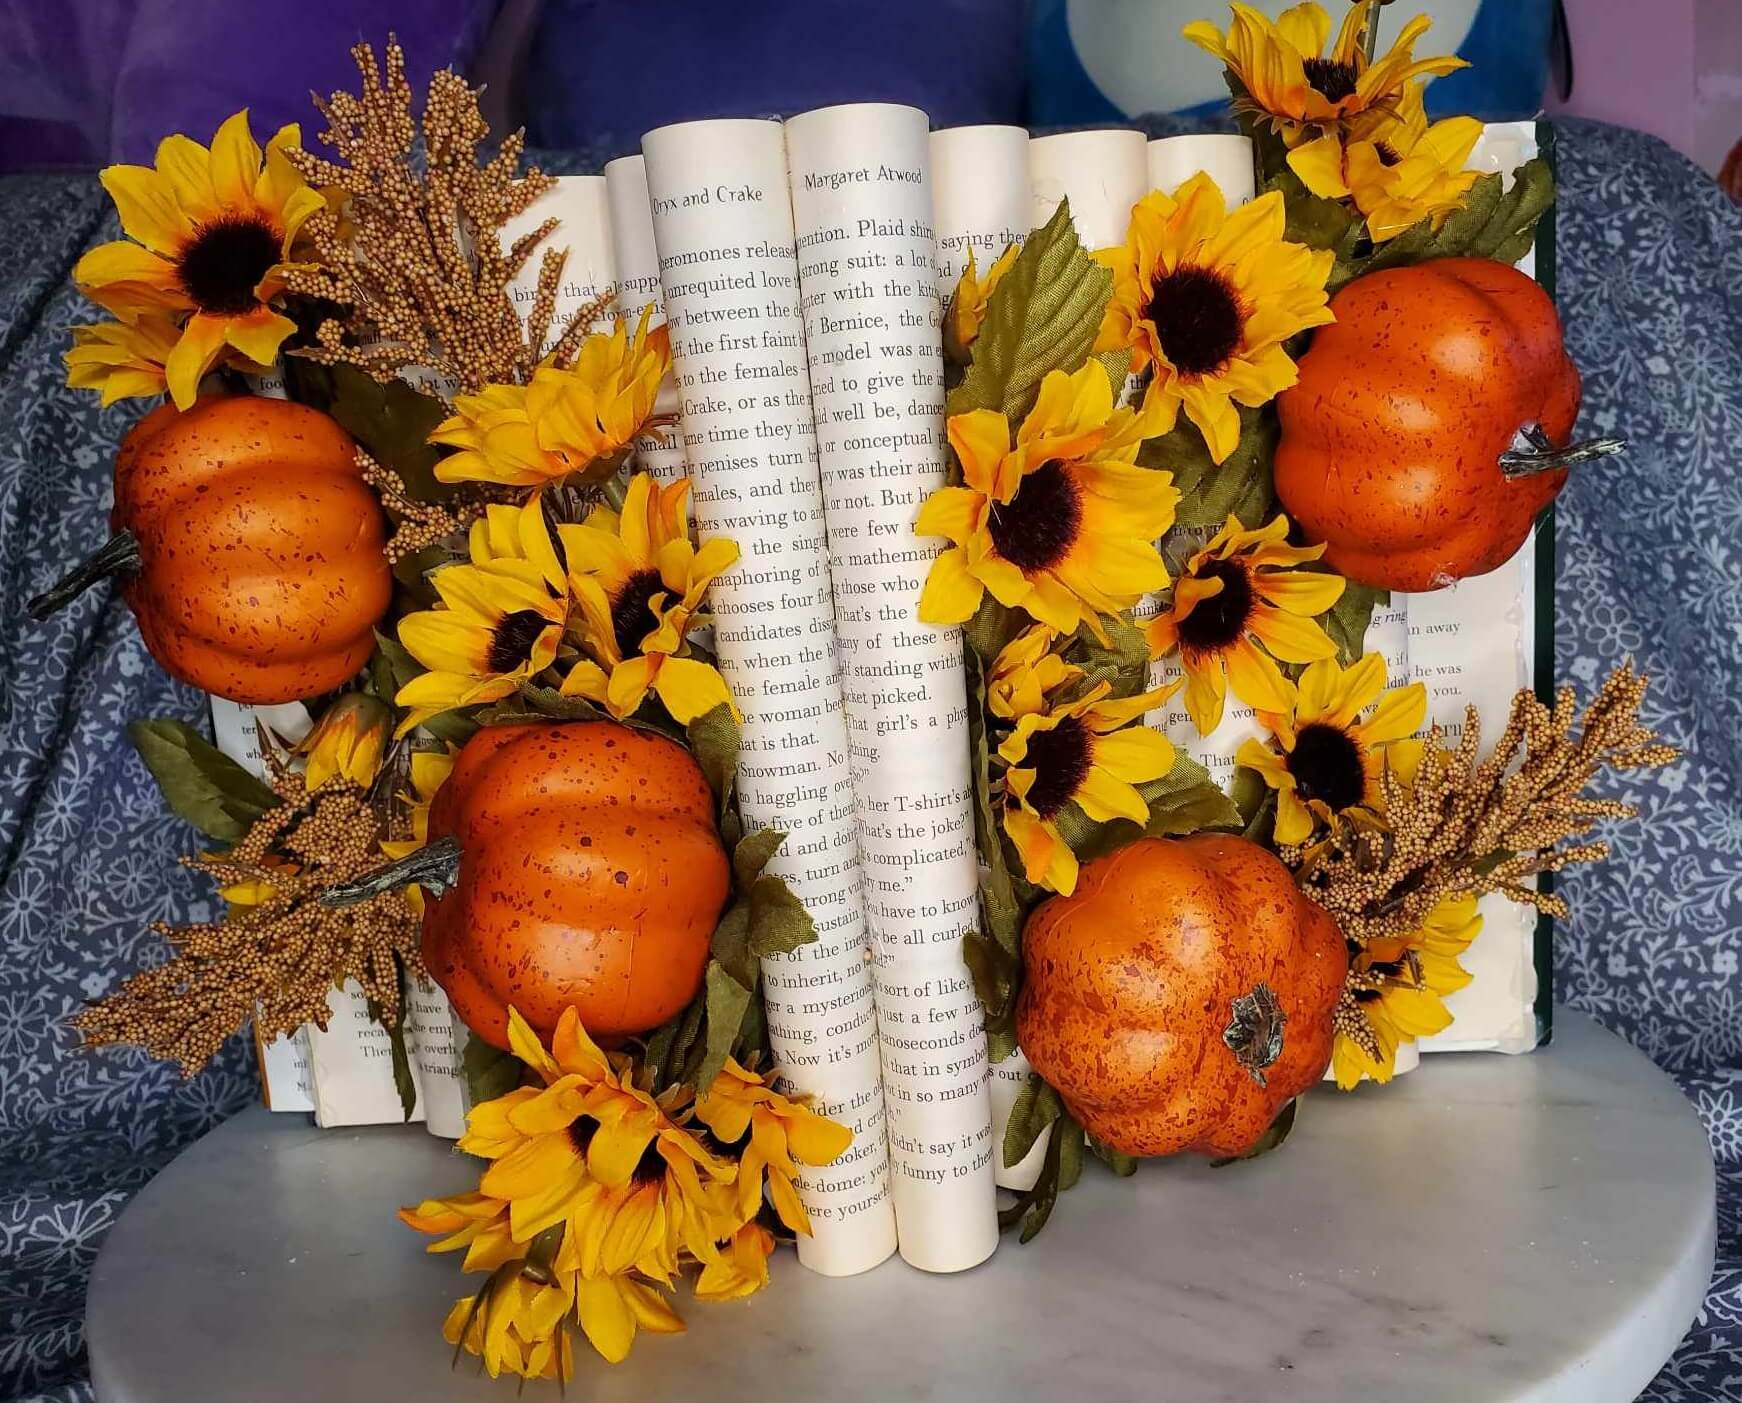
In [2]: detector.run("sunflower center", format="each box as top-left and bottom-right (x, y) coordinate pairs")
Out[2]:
(1142, 265), (1246, 379)
(1017, 715), (1093, 819)
(631, 1143), (666, 1186)
(1374, 142), (1402, 168)
(1287, 721), (1367, 811)
(568, 1119), (598, 1155)
(986, 460), (1082, 572)
(487, 608), (549, 673)
(1302, 56), (1361, 103)
(177, 216), (281, 316)
(1175, 559), (1255, 654)
(611, 568), (665, 657)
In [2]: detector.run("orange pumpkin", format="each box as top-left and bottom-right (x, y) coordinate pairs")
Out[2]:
(30, 395), (391, 703)
(1275, 257), (1614, 592)
(419, 721), (730, 1051)
(1016, 834), (1345, 1159)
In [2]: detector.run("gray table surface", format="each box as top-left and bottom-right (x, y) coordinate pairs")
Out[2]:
(86, 1010), (1715, 1403)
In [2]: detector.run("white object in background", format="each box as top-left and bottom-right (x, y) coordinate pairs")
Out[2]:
(785, 103), (999, 1273)
(1147, 133), (1255, 202)
(930, 124), (1032, 292)
(1026, 128), (1148, 249)
(642, 116), (897, 1278)
(209, 698), (318, 1114)
(603, 154), (687, 480)
(499, 174), (616, 354)
(403, 976), (469, 1139)
(307, 980), (426, 1129)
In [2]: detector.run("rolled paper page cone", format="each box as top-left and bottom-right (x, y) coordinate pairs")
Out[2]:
(642, 116), (897, 1278)
(930, 124), (1032, 292)
(404, 976), (470, 1139)
(211, 696), (318, 1114)
(1147, 133), (1256, 202)
(500, 173), (616, 354)
(1026, 127), (1149, 249)
(241, 360), (290, 399)
(603, 154), (687, 480)
(307, 978), (427, 1128)
(785, 101), (999, 1273)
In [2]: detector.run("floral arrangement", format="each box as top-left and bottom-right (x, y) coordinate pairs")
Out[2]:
(36, 1), (1674, 1388)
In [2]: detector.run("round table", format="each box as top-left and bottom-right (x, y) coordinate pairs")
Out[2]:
(87, 1011), (1714, 1403)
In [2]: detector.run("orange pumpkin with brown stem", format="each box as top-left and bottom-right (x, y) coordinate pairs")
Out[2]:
(29, 394), (391, 703)
(1017, 834), (1345, 1159)
(374, 721), (730, 1052)
(1274, 257), (1623, 592)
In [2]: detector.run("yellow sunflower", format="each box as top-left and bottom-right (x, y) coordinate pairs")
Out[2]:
(693, 1057), (854, 1236)
(1183, 3), (1467, 148)
(1148, 514), (1345, 737)
(1288, 82), (1483, 242)
(944, 242), (1019, 362)
(465, 1009), (738, 1279)
(429, 306), (672, 489)
(401, 1191), (520, 1274)
(985, 623), (1084, 721)
(694, 1222), (776, 1303)
(379, 746), (458, 916)
(916, 360), (1178, 639)
(395, 494), (569, 736)
(1332, 894), (1481, 1088)
(70, 110), (324, 408)
(1235, 653), (1426, 845)
(999, 680), (1180, 896)
(63, 316), (183, 406)
(441, 1263), (579, 1381)
(557, 473), (739, 725)
(296, 693), (391, 791)
(1094, 173), (1333, 463)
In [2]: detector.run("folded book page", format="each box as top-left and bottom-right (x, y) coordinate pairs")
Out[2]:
(1147, 133), (1256, 202)
(604, 155), (689, 480)
(929, 122), (1049, 1193)
(1027, 128), (1148, 249)
(642, 117), (897, 1277)
(785, 103), (999, 1272)
(500, 174), (616, 354)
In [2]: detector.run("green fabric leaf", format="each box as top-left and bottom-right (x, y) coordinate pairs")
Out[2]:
(696, 961), (754, 1094)
(1002, 1073), (1063, 1170)
(387, 1013), (417, 1123)
(126, 719), (279, 843)
(1016, 1116), (1068, 1243)
(644, 992), (706, 1094)
(1056, 1118), (1085, 1191)
(1067, 752), (1240, 863)
(1094, 346), (1132, 400)
(1212, 1097), (1300, 1167)
(964, 650), (1024, 957)
(285, 360), (453, 503)
(514, 684), (611, 723)
(1320, 579), (1386, 665)
(950, 198), (1113, 427)
(1139, 407), (1279, 531)
(1089, 1137), (1139, 1177)
(745, 874), (817, 960)
(686, 703), (740, 815)
(1064, 609), (1151, 700)
(462, 1031), (523, 1107)
(962, 596), (1023, 664)
(709, 904), (753, 986)
(733, 828), (786, 888)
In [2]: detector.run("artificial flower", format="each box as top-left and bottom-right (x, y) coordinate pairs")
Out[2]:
(401, 1191), (521, 1274)
(465, 1009), (737, 1277)
(1331, 894), (1481, 1088)
(296, 693), (391, 791)
(1183, 3), (1467, 148)
(70, 110), (325, 408)
(693, 1057), (854, 1236)
(558, 472), (739, 724)
(693, 1221), (776, 1302)
(999, 679), (1180, 895)
(394, 495), (569, 735)
(985, 623), (1084, 721)
(1094, 173), (1333, 463)
(1288, 81), (1483, 241)
(63, 316), (183, 406)
(429, 306), (672, 488)
(944, 242), (1019, 360)
(1235, 652), (1426, 845)
(1148, 514), (1345, 736)
(916, 361), (1178, 638)
(379, 746), (458, 916)
(440, 1263), (580, 1381)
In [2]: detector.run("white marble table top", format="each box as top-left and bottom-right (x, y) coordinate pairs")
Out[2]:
(87, 1011), (1714, 1403)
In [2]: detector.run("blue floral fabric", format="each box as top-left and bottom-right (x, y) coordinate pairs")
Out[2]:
(0, 121), (1737, 1402)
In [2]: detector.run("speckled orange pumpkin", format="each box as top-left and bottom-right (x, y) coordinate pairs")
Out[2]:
(1274, 257), (1580, 592)
(1016, 834), (1346, 1159)
(423, 721), (730, 1051)
(32, 395), (390, 703)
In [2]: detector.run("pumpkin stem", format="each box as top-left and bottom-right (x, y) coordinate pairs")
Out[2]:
(1499, 423), (1627, 480)
(321, 835), (461, 908)
(27, 529), (141, 620)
